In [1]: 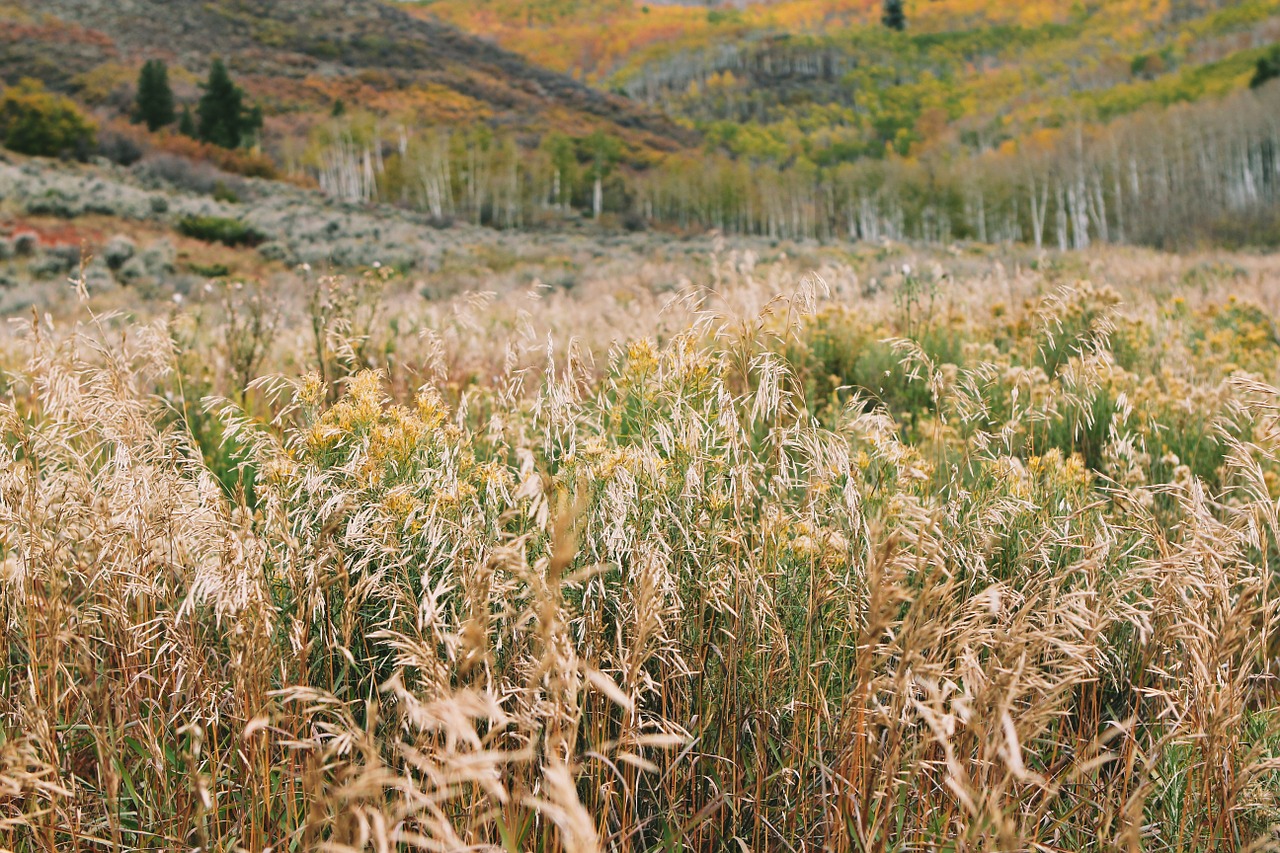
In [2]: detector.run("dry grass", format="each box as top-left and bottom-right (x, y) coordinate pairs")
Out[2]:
(3, 244), (1280, 851)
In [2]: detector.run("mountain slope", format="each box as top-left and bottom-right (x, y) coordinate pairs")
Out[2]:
(405, 0), (1280, 163)
(0, 0), (695, 153)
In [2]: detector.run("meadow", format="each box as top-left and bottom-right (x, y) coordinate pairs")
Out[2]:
(3, 241), (1280, 850)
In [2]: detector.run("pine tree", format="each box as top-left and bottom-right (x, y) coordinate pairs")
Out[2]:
(882, 0), (906, 31)
(1251, 45), (1280, 89)
(197, 59), (246, 149)
(134, 59), (175, 132)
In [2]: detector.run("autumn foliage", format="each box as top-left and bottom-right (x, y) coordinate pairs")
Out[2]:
(0, 78), (96, 159)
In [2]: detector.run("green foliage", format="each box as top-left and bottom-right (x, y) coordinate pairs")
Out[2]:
(177, 104), (196, 137)
(188, 261), (232, 278)
(706, 8), (742, 25)
(1130, 50), (1169, 79)
(133, 59), (175, 132)
(177, 214), (265, 247)
(1251, 44), (1280, 89)
(542, 131), (578, 206)
(1087, 47), (1262, 120)
(881, 0), (906, 32)
(196, 58), (260, 149)
(212, 180), (239, 204)
(0, 78), (96, 159)
(576, 130), (623, 179)
(603, 0), (1277, 180)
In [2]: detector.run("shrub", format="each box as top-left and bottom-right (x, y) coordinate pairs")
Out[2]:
(212, 180), (239, 203)
(82, 259), (117, 293)
(188, 261), (231, 278)
(11, 231), (39, 256)
(138, 239), (176, 277)
(0, 78), (96, 159)
(177, 214), (265, 247)
(256, 240), (295, 264)
(145, 134), (277, 180)
(28, 245), (80, 279)
(135, 152), (228, 195)
(117, 255), (148, 284)
(24, 188), (84, 218)
(103, 235), (136, 270)
(96, 126), (146, 166)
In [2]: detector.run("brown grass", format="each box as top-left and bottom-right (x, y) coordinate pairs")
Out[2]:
(2, 244), (1280, 851)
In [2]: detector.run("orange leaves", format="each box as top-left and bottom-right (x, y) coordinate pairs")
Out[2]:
(148, 131), (279, 179)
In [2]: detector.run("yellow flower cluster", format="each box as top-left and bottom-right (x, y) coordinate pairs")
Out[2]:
(302, 372), (452, 484)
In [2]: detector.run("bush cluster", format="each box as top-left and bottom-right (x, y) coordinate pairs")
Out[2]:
(176, 214), (265, 247)
(0, 78), (96, 159)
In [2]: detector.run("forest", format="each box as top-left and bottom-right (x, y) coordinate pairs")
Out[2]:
(305, 0), (1280, 247)
(295, 73), (1280, 248)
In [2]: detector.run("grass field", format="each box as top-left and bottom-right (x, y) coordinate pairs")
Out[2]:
(3, 242), (1280, 849)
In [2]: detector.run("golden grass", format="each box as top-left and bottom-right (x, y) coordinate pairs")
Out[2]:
(3, 244), (1280, 850)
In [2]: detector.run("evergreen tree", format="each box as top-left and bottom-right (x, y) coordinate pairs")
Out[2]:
(178, 104), (196, 137)
(882, 0), (906, 31)
(197, 59), (247, 149)
(134, 59), (175, 132)
(1251, 45), (1280, 89)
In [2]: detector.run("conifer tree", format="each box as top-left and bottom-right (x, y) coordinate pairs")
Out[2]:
(1251, 45), (1280, 89)
(134, 60), (176, 131)
(178, 105), (196, 137)
(197, 59), (246, 149)
(882, 0), (906, 31)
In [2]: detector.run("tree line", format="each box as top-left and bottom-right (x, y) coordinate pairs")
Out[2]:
(301, 80), (1280, 250)
(634, 82), (1280, 249)
(20, 46), (1268, 253)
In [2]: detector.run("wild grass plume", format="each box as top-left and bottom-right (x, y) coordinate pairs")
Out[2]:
(3, 248), (1280, 850)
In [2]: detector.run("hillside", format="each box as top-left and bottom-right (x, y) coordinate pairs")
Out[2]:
(396, 0), (1280, 248)
(0, 0), (694, 154)
(406, 0), (1280, 162)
